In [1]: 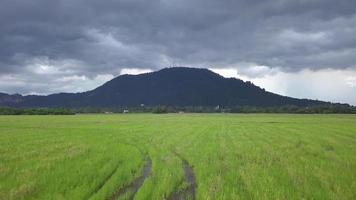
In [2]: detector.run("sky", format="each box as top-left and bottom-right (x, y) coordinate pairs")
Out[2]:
(0, 0), (356, 105)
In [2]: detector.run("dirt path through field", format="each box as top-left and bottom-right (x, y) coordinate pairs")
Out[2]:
(169, 152), (196, 200)
(111, 157), (152, 200)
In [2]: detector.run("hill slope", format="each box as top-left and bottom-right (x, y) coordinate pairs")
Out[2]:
(0, 67), (335, 107)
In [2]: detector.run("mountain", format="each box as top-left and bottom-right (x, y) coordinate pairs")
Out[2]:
(0, 67), (339, 108)
(0, 93), (25, 105)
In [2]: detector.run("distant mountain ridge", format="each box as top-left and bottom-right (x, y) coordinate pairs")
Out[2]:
(0, 67), (346, 108)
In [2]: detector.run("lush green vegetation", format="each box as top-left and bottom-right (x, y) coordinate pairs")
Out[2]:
(73, 104), (356, 114)
(0, 107), (75, 115)
(3, 103), (354, 115)
(1, 114), (356, 199)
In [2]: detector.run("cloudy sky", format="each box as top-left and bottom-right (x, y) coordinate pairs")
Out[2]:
(1, 0), (356, 105)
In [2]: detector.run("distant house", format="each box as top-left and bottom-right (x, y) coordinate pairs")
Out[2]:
(123, 109), (129, 113)
(215, 105), (220, 110)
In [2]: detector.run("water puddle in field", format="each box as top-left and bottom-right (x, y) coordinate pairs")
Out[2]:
(169, 152), (196, 200)
(111, 157), (152, 200)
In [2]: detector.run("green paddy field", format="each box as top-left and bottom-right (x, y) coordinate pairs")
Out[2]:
(1, 114), (356, 200)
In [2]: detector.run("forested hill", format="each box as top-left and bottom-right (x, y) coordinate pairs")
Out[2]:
(0, 67), (347, 108)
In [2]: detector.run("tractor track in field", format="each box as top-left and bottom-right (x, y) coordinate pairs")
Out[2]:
(88, 162), (122, 198)
(89, 141), (152, 200)
(111, 156), (152, 200)
(169, 151), (196, 200)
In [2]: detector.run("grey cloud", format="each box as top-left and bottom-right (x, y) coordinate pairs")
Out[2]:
(1, 0), (356, 94)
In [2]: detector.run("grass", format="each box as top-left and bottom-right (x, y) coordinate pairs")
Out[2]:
(0, 114), (356, 199)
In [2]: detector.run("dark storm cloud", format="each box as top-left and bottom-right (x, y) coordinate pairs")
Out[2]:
(1, 0), (356, 94)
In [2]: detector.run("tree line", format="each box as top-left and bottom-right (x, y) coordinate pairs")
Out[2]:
(74, 104), (356, 114)
(0, 107), (75, 115)
(1, 104), (355, 115)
